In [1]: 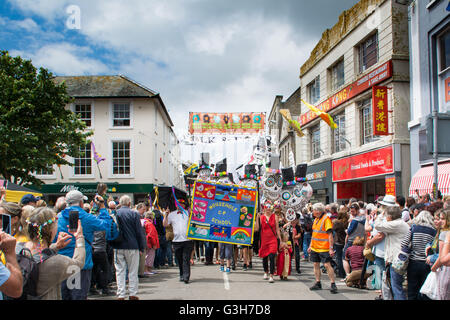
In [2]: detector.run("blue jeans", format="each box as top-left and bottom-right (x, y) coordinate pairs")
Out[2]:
(389, 265), (406, 300)
(166, 241), (173, 265)
(373, 256), (385, 290)
(302, 233), (312, 259)
(155, 236), (168, 267)
(334, 244), (346, 278)
(407, 259), (431, 300)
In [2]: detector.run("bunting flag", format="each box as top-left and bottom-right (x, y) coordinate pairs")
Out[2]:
(172, 187), (188, 217)
(184, 163), (198, 176)
(279, 109), (305, 137)
(301, 99), (338, 129)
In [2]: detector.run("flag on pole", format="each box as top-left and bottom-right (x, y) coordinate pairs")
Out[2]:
(279, 109), (304, 137)
(301, 99), (338, 129)
(91, 142), (106, 163)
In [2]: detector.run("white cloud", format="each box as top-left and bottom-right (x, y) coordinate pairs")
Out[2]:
(7, 0), (69, 21)
(10, 43), (109, 75)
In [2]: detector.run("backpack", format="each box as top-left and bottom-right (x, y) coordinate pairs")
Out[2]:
(9, 246), (56, 300)
(303, 216), (313, 233)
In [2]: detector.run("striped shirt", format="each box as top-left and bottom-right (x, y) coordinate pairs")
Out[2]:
(401, 225), (436, 261)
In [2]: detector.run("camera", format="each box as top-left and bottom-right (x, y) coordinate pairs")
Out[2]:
(68, 210), (79, 233)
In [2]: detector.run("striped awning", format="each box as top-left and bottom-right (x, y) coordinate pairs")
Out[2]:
(409, 162), (450, 196)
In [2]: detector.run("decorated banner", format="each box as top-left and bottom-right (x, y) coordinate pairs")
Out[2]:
(187, 181), (258, 245)
(385, 176), (396, 196)
(189, 112), (265, 134)
(372, 86), (389, 135)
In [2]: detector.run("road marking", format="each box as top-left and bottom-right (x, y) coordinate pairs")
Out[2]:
(223, 272), (230, 290)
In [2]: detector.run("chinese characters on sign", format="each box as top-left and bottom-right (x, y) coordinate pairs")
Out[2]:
(385, 176), (396, 196)
(189, 112), (265, 134)
(372, 86), (389, 136)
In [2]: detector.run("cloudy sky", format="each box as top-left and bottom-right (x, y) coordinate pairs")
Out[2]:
(0, 0), (359, 141)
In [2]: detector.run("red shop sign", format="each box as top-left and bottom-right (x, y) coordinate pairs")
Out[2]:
(332, 146), (394, 182)
(372, 86), (389, 135)
(385, 176), (396, 196)
(300, 60), (393, 126)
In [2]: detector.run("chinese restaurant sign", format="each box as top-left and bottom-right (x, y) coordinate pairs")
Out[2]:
(300, 60), (393, 126)
(187, 181), (258, 246)
(189, 112), (265, 134)
(372, 86), (389, 135)
(332, 146), (394, 182)
(385, 176), (396, 196)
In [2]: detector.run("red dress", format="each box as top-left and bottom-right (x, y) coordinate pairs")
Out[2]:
(275, 243), (292, 277)
(258, 214), (278, 258)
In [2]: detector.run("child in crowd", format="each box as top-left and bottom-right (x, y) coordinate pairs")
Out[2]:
(276, 232), (292, 280)
(219, 242), (233, 273)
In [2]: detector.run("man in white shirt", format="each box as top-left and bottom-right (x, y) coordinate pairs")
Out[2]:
(163, 199), (193, 284)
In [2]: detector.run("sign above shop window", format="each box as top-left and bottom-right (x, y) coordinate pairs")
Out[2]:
(332, 146), (394, 182)
(300, 60), (392, 127)
(385, 176), (396, 196)
(372, 86), (389, 135)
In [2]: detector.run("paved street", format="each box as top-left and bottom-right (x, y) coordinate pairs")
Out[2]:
(90, 258), (379, 301)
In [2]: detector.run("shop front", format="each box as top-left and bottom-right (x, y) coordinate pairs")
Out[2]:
(332, 146), (398, 204)
(306, 161), (333, 204)
(30, 183), (154, 207)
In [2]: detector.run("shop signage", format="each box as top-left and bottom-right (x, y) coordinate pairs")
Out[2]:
(187, 181), (258, 246)
(385, 176), (396, 196)
(189, 112), (265, 135)
(332, 146), (394, 182)
(306, 170), (327, 183)
(32, 183), (153, 194)
(372, 86), (389, 135)
(300, 60), (392, 126)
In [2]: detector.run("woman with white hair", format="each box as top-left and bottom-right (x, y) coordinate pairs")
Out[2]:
(400, 210), (436, 300)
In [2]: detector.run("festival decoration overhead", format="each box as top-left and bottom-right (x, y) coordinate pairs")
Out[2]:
(189, 112), (265, 135)
(279, 109), (304, 137)
(91, 142), (106, 179)
(301, 99), (338, 129)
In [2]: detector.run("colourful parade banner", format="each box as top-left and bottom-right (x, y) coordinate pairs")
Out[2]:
(189, 112), (265, 134)
(187, 181), (258, 245)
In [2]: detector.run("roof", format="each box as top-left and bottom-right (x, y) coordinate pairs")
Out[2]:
(53, 75), (174, 127)
(53, 75), (157, 98)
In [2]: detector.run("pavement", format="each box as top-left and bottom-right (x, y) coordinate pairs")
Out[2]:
(88, 256), (380, 301)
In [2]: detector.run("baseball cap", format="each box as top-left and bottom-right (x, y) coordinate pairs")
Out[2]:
(65, 190), (88, 204)
(350, 203), (360, 210)
(20, 194), (40, 205)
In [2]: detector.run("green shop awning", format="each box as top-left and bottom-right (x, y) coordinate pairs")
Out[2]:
(30, 183), (154, 195)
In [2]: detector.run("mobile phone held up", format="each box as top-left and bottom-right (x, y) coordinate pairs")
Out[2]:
(69, 210), (79, 233)
(1, 214), (11, 234)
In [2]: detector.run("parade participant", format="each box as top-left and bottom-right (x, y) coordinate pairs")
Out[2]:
(113, 195), (147, 300)
(275, 231), (292, 280)
(58, 190), (115, 300)
(283, 214), (302, 274)
(255, 200), (281, 283)
(219, 242), (233, 273)
(163, 199), (193, 284)
(308, 202), (338, 294)
(261, 155), (282, 203)
(237, 164), (260, 271)
(21, 207), (86, 300)
(374, 204), (410, 300)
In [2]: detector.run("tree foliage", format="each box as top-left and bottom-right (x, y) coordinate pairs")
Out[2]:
(0, 50), (92, 186)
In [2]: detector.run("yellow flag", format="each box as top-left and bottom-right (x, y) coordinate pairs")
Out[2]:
(279, 109), (304, 137)
(301, 99), (338, 129)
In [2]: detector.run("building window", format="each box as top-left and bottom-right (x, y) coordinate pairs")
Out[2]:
(35, 166), (54, 176)
(360, 98), (380, 145)
(311, 125), (321, 160)
(333, 113), (346, 153)
(112, 141), (130, 175)
(359, 33), (378, 73)
(74, 143), (92, 175)
(74, 104), (92, 127)
(330, 59), (345, 91)
(439, 29), (450, 71)
(307, 76), (320, 104)
(113, 103), (131, 127)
